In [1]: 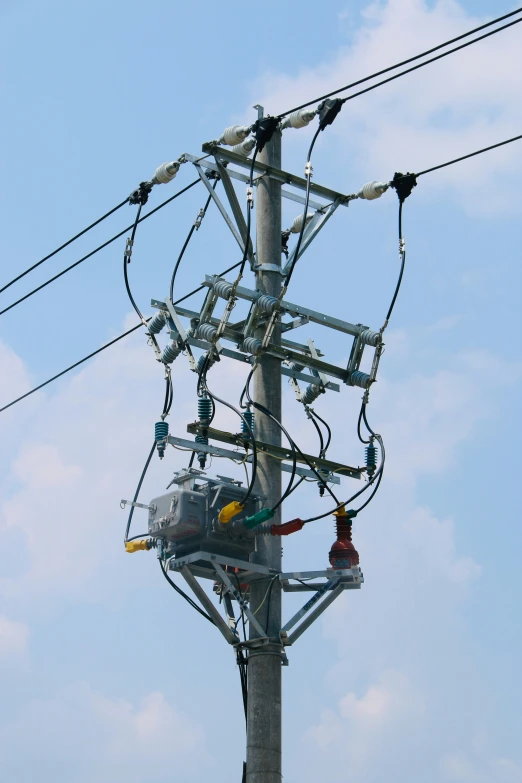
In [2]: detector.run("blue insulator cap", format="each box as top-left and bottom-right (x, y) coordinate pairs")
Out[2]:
(155, 421), (169, 441)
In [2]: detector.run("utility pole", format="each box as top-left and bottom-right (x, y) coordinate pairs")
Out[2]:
(246, 127), (283, 782)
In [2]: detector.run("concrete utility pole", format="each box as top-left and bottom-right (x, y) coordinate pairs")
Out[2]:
(246, 129), (283, 782)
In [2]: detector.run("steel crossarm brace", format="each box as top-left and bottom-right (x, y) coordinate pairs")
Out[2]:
(193, 162), (253, 262)
(164, 297), (188, 342)
(287, 584), (345, 646)
(212, 156), (254, 262)
(184, 424), (362, 479)
(199, 146), (358, 207)
(180, 565), (239, 645)
(169, 550), (273, 582)
(281, 576), (341, 634)
(213, 562), (268, 639)
(282, 199), (342, 276)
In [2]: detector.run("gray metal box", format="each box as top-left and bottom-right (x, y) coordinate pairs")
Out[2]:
(148, 489), (206, 542)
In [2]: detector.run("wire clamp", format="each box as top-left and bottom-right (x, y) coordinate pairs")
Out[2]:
(304, 161), (313, 178)
(194, 208), (205, 230)
(399, 238), (406, 254)
(246, 186), (254, 205)
(124, 237), (134, 262)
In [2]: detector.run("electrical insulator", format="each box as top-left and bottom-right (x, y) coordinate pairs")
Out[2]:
(242, 336), (263, 356)
(241, 408), (254, 438)
(218, 501), (245, 524)
(357, 181), (389, 200)
(196, 353), (216, 375)
(153, 161), (180, 184)
(155, 421), (169, 459)
(281, 109), (316, 130)
(301, 383), (323, 405)
(290, 212), (314, 234)
(232, 137), (256, 157)
(148, 311), (166, 335)
(162, 341), (182, 365)
(219, 125), (251, 146)
(365, 439), (378, 479)
(196, 395), (212, 469)
(125, 539), (153, 553)
(329, 509), (359, 569)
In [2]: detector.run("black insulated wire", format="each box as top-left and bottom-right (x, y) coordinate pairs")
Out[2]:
(416, 133), (522, 177)
(123, 204), (148, 325)
(276, 7), (522, 118)
(0, 197), (130, 295)
(0, 179), (200, 318)
(124, 440), (156, 544)
(159, 559), (215, 625)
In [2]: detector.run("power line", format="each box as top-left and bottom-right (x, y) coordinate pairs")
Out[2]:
(278, 7), (522, 117)
(0, 179), (200, 318)
(416, 133), (522, 176)
(0, 197), (130, 295)
(0, 260), (242, 415)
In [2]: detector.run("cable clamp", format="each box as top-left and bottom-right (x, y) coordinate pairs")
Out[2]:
(399, 238), (405, 254)
(246, 186), (254, 205)
(304, 161), (313, 178)
(194, 208), (205, 230)
(124, 237), (134, 262)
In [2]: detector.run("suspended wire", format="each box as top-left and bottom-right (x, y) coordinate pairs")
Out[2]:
(124, 441), (156, 544)
(308, 407), (332, 455)
(416, 133), (522, 177)
(0, 197), (130, 295)
(123, 204), (148, 325)
(159, 559), (215, 625)
(0, 179), (200, 318)
(0, 260), (243, 416)
(277, 8), (522, 118)
(382, 200), (406, 328)
(238, 149), (259, 277)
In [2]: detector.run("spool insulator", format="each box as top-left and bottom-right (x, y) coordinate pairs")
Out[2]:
(196, 323), (218, 342)
(242, 409), (254, 437)
(365, 441), (378, 477)
(358, 181), (388, 200)
(155, 421), (169, 459)
(161, 341), (182, 364)
(359, 329), (380, 347)
(220, 125), (250, 146)
(329, 512), (360, 569)
(148, 311), (166, 335)
(198, 395), (212, 426)
(195, 433), (209, 469)
(350, 370), (371, 389)
(301, 383), (323, 405)
(256, 293), (278, 314)
(243, 336), (263, 356)
(213, 278), (233, 300)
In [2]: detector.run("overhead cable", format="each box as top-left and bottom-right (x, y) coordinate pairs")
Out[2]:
(277, 8), (522, 118)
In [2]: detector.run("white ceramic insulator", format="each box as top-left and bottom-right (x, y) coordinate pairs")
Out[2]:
(282, 109), (316, 129)
(290, 212), (313, 234)
(358, 181), (389, 200)
(232, 137), (256, 157)
(153, 161), (180, 184)
(220, 125), (250, 146)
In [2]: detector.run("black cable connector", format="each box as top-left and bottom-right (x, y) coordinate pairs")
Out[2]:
(254, 116), (280, 152)
(129, 181), (153, 206)
(318, 98), (343, 130)
(390, 172), (417, 203)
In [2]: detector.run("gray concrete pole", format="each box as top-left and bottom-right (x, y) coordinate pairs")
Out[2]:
(246, 128), (283, 783)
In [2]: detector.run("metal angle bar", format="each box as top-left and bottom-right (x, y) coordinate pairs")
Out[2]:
(282, 200), (341, 276)
(171, 550), (273, 578)
(280, 567), (362, 581)
(282, 581), (361, 592)
(180, 565), (238, 645)
(185, 424), (362, 479)
(244, 455), (340, 485)
(201, 147), (357, 206)
(280, 188), (324, 210)
(287, 584), (345, 645)
(193, 163), (247, 255)
(281, 576), (340, 633)
(164, 297), (188, 342)
(213, 562), (267, 639)
(212, 157), (254, 263)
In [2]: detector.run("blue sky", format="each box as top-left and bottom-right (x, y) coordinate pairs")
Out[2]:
(0, 1), (521, 781)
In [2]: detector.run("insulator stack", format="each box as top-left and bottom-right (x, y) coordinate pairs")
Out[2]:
(152, 161), (180, 184)
(213, 278), (233, 300)
(220, 125), (251, 146)
(349, 370), (371, 389)
(196, 323), (218, 342)
(290, 212), (313, 234)
(155, 421), (169, 459)
(195, 433), (208, 469)
(161, 341), (182, 364)
(288, 361), (305, 372)
(196, 353), (216, 375)
(232, 138), (256, 157)
(241, 409), (254, 437)
(281, 109), (316, 129)
(243, 336), (263, 356)
(357, 181), (389, 200)
(359, 329), (381, 347)
(256, 293), (278, 314)
(148, 311), (166, 335)
(301, 383), (323, 405)
(365, 440), (378, 478)
(198, 395), (212, 426)
(329, 511), (359, 569)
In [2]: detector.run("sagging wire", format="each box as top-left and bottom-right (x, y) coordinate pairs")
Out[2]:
(159, 559), (215, 625)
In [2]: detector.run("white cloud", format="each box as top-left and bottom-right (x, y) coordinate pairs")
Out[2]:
(251, 0), (522, 215)
(0, 615), (29, 659)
